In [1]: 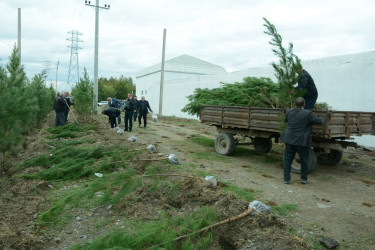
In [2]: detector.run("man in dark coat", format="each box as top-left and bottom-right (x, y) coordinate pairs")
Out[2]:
(54, 92), (66, 127)
(102, 107), (121, 128)
(107, 97), (122, 124)
(64, 91), (74, 123)
(296, 68), (318, 110)
(133, 96), (140, 122)
(138, 96), (153, 128)
(123, 93), (136, 132)
(280, 97), (323, 184)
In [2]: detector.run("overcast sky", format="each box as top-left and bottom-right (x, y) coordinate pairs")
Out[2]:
(1, 0), (374, 86)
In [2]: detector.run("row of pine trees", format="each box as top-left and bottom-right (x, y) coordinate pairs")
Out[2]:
(0, 46), (56, 171)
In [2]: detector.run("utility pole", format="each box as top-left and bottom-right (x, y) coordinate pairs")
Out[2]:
(159, 28), (166, 117)
(85, 0), (110, 114)
(17, 8), (21, 60)
(67, 30), (83, 86)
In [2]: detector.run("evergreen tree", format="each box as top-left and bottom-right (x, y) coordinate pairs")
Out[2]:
(263, 17), (305, 107)
(0, 46), (26, 170)
(72, 67), (94, 120)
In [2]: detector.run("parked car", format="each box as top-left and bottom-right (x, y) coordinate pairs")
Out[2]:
(98, 101), (108, 107)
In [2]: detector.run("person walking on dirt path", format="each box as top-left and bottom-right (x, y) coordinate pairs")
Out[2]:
(123, 93), (136, 132)
(53, 92), (67, 127)
(138, 96), (153, 128)
(107, 97), (123, 124)
(133, 96), (140, 122)
(64, 91), (75, 123)
(102, 107), (121, 128)
(292, 67), (318, 110)
(280, 97), (323, 184)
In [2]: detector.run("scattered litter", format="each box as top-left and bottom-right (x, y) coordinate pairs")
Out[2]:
(205, 176), (217, 187)
(147, 144), (157, 153)
(152, 114), (158, 122)
(288, 190), (295, 194)
(248, 200), (272, 215)
(94, 173), (103, 178)
(128, 136), (137, 142)
(49, 154), (53, 157)
(319, 237), (340, 249)
(168, 154), (179, 164)
(117, 129), (124, 135)
(95, 191), (104, 197)
(114, 126), (120, 131)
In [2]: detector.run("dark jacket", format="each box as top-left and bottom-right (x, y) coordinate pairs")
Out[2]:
(123, 98), (136, 111)
(103, 107), (121, 118)
(134, 99), (140, 111)
(65, 97), (74, 110)
(280, 108), (323, 147)
(296, 70), (318, 98)
(54, 96), (66, 112)
(139, 100), (152, 113)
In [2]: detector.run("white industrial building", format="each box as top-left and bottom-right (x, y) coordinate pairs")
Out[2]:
(136, 51), (375, 146)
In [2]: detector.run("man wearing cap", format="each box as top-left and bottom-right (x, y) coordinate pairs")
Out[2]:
(123, 93), (136, 132)
(281, 97), (323, 184)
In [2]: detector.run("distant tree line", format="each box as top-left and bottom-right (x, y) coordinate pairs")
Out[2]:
(0, 46), (56, 171)
(98, 76), (135, 101)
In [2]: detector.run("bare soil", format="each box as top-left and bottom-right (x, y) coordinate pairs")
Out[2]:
(1, 112), (374, 249)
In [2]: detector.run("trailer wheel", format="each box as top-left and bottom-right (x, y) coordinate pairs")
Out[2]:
(253, 137), (273, 153)
(290, 148), (317, 174)
(316, 149), (343, 166)
(215, 133), (235, 156)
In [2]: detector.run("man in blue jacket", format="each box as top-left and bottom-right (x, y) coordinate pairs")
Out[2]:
(280, 97), (323, 184)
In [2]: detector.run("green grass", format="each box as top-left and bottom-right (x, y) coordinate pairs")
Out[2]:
(222, 184), (256, 201)
(70, 207), (217, 250)
(273, 204), (297, 215)
(190, 134), (215, 147)
(46, 123), (97, 139)
(38, 169), (141, 227)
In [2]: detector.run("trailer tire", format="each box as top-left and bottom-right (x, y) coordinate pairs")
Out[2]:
(317, 149), (343, 166)
(215, 133), (235, 156)
(290, 148), (317, 174)
(253, 137), (273, 153)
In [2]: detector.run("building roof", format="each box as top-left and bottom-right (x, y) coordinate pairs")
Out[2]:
(136, 54), (226, 78)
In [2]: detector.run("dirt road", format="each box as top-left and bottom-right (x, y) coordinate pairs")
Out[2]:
(145, 116), (375, 249)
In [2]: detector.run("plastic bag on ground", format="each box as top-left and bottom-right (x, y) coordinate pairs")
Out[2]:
(168, 154), (179, 164)
(94, 173), (103, 178)
(114, 126), (120, 131)
(248, 200), (272, 215)
(128, 136), (137, 142)
(152, 114), (158, 122)
(117, 129), (124, 135)
(205, 176), (217, 187)
(147, 144), (157, 153)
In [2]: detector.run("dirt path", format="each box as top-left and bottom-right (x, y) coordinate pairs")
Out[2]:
(138, 116), (375, 249)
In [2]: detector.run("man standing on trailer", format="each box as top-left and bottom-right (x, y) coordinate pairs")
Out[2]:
(281, 97), (323, 184)
(295, 67), (318, 110)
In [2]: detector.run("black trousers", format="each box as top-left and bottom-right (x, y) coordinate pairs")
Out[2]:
(109, 116), (117, 128)
(283, 143), (309, 182)
(138, 111), (147, 127)
(124, 110), (134, 131)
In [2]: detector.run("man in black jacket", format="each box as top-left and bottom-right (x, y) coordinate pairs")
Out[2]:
(54, 92), (66, 127)
(280, 97), (323, 184)
(296, 68), (318, 110)
(102, 107), (121, 128)
(123, 93), (136, 132)
(64, 91), (74, 123)
(138, 96), (153, 128)
(133, 96), (139, 122)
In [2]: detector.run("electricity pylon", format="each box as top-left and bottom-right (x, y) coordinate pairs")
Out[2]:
(66, 30), (83, 86)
